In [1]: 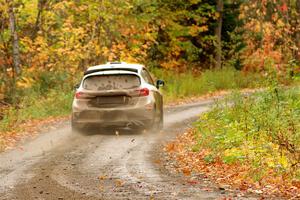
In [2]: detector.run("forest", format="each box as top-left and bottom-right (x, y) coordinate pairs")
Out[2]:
(1, 0), (299, 101)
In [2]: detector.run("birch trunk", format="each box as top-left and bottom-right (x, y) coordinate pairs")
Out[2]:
(215, 0), (224, 69)
(7, 0), (21, 75)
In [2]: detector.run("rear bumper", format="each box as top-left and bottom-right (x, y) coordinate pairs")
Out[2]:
(72, 107), (154, 127)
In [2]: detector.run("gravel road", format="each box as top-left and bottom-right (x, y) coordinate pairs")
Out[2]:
(0, 99), (248, 200)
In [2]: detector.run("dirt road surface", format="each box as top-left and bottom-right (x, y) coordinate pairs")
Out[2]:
(0, 100), (254, 200)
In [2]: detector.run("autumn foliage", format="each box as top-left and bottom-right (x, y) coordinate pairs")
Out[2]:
(166, 129), (300, 198)
(0, 0), (299, 102)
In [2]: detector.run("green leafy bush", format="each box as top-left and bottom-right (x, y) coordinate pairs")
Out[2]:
(195, 87), (300, 180)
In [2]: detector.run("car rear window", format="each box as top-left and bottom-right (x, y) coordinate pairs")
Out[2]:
(83, 74), (141, 91)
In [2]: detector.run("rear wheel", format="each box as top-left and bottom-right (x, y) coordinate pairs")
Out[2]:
(152, 109), (163, 132)
(71, 118), (85, 133)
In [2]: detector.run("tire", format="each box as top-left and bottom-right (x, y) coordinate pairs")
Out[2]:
(152, 108), (164, 132)
(71, 119), (84, 133)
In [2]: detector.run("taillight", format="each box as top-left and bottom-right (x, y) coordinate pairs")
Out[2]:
(75, 92), (83, 99)
(75, 92), (92, 99)
(138, 88), (150, 96)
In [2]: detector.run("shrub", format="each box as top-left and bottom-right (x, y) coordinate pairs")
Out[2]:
(195, 87), (300, 180)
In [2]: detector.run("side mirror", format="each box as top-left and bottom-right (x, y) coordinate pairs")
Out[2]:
(74, 83), (80, 90)
(156, 80), (165, 89)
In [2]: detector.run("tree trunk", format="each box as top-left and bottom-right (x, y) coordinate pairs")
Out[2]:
(32, 0), (46, 39)
(7, 0), (21, 75)
(215, 0), (224, 69)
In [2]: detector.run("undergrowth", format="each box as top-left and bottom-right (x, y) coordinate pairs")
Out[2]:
(0, 90), (73, 132)
(0, 70), (78, 134)
(153, 68), (264, 102)
(194, 85), (300, 181)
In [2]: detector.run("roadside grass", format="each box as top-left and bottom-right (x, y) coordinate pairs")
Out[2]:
(152, 68), (264, 103)
(193, 86), (300, 183)
(0, 90), (73, 133)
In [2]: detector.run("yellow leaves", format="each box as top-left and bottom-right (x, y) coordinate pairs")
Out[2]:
(239, 13), (245, 20)
(52, 1), (75, 11)
(0, 82), (5, 100)
(264, 22), (273, 36)
(253, 22), (261, 33)
(20, 37), (33, 51)
(189, 25), (208, 37)
(276, 19), (285, 28)
(224, 148), (241, 157)
(198, 25), (208, 32)
(35, 36), (48, 47)
(160, 61), (178, 69)
(78, 5), (88, 12)
(17, 0), (38, 26)
(120, 53), (138, 63)
(144, 33), (157, 43)
(102, 47), (110, 57)
(16, 77), (35, 89)
(189, 0), (200, 5)
(93, 43), (102, 56)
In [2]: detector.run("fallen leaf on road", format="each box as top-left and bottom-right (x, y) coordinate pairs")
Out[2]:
(182, 168), (191, 176)
(165, 143), (176, 152)
(18, 147), (24, 151)
(98, 175), (107, 180)
(292, 180), (300, 188)
(115, 179), (124, 187)
(187, 180), (199, 185)
(153, 159), (161, 165)
(98, 185), (104, 191)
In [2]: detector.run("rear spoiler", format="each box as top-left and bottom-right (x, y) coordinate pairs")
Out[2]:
(84, 68), (138, 76)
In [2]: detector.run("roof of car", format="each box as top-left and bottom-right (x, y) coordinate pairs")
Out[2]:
(85, 62), (144, 75)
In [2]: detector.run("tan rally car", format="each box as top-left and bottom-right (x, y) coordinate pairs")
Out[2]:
(71, 62), (164, 131)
